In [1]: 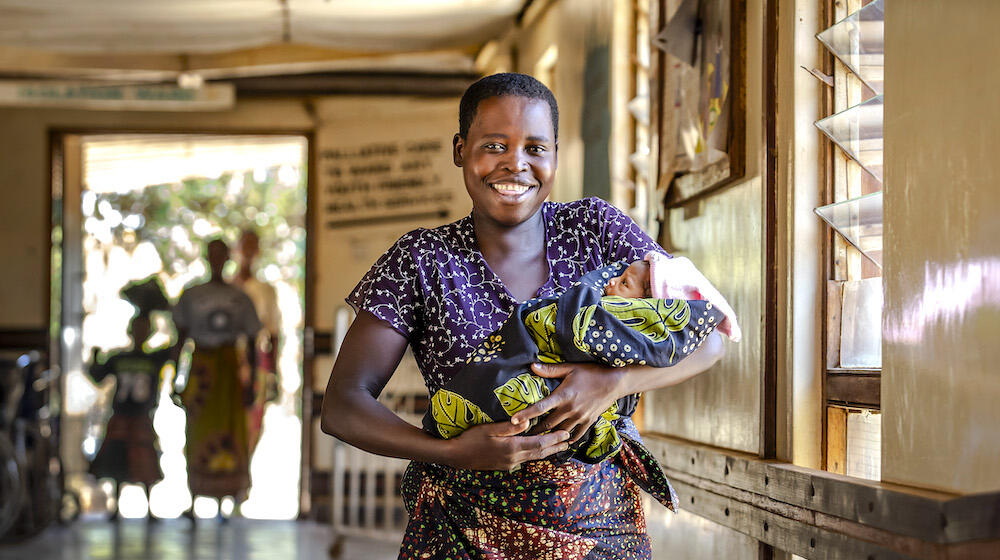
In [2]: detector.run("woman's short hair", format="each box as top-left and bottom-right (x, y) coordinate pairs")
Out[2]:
(458, 72), (559, 140)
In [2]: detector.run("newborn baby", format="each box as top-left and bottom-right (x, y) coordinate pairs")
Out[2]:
(607, 254), (740, 341)
(423, 255), (740, 464)
(604, 260), (652, 298)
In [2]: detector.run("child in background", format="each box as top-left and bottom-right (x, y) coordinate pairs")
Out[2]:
(88, 312), (170, 520)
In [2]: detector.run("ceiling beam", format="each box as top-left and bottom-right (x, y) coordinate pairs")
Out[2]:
(229, 70), (477, 98)
(0, 43), (479, 82)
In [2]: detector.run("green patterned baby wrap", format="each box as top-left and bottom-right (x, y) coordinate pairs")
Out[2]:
(423, 261), (726, 463)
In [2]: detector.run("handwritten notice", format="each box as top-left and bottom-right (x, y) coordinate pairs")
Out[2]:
(320, 139), (455, 229)
(312, 97), (471, 336)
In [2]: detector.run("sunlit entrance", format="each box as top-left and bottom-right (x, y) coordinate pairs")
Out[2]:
(53, 133), (308, 520)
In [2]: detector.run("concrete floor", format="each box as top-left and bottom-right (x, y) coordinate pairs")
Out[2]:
(0, 518), (400, 560)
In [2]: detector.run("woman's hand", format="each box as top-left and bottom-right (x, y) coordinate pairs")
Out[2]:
(445, 421), (571, 471)
(512, 362), (626, 444)
(510, 334), (726, 443)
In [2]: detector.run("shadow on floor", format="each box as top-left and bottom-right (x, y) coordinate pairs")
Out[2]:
(0, 518), (400, 560)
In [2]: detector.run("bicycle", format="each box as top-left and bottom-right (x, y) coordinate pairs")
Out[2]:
(0, 356), (26, 538)
(0, 351), (65, 542)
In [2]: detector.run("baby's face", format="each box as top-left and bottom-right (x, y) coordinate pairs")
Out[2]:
(605, 261), (651, 298)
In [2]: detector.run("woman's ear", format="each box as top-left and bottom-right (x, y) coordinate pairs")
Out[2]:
(453, 133), (465, 167)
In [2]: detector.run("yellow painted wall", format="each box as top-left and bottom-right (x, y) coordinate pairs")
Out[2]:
(311, 96), (470, 334)
(513, 0), (615, 203)
(650, 181), (763, 453)
(644, 0), (766, 455)
(646, 499), (759, 559)
(882, 1), (1000, 494)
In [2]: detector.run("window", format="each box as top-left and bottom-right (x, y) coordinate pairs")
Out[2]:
(630, 0), (654, 232)
(814, 0), (884, 480)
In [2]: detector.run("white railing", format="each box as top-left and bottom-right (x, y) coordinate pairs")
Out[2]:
(328, 306), (425, 555)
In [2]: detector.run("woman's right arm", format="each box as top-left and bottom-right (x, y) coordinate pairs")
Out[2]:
(320, 311), (571, 471)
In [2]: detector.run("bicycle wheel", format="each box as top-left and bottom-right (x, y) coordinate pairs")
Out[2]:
(3, 423), (60, 542)
(59, 489), (81, 525)
(0, 433), (24, 539)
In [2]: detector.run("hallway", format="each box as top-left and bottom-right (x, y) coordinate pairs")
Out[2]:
(0, 519), (398, 560)
(0, 0), (999, 558)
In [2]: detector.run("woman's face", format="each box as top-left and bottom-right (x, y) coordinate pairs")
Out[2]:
(454, 95), (556, 227)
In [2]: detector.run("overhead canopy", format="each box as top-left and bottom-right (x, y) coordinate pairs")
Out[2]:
(0, 0), (523, 77)
(0, 0), (522, 54)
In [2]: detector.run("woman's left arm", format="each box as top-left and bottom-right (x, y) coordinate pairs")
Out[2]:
(512, 331), (725, 442)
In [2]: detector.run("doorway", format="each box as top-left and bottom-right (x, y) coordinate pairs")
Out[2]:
(52, 133), (309, 520)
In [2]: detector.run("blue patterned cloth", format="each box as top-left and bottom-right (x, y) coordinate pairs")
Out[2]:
(422, 262), (726, 463)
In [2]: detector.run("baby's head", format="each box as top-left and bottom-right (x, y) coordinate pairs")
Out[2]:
(605, 260), (651, 298)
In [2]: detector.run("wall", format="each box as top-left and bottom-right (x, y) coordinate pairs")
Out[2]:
(650, 182), (763, 453)
(311, 96), (470, 335)
(644, 0), (766, 456)
(645, 498), (759, 559)
(882, 0), (1000, 494)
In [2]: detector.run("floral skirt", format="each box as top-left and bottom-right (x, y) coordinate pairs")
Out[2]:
(180, 346), (250, 498)
(398, 439), (676, 560)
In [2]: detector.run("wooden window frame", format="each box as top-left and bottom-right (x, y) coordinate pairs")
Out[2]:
(819, 0), (882, 476)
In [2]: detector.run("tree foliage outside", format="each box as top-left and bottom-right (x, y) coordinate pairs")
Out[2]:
(84, 165), (307, 300)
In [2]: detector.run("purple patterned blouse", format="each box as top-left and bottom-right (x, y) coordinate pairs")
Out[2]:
(348, 197), (668, 396)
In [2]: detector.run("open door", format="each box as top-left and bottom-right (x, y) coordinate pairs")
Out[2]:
(52, 131), (310, 519)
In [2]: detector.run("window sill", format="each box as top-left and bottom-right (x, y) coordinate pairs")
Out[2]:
(642, 433), (1000, 558)
(826, 370), (880, 409)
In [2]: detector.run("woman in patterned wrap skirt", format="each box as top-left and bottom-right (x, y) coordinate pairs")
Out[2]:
(321, 73), (725, 559)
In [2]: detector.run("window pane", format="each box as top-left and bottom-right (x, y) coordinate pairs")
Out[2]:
(847, 410), (881, 480)
(840, 277), (882, 368)
(815, 95), (883, 183)
(817, 0), (884, 94)
(815, 191), (882, 268)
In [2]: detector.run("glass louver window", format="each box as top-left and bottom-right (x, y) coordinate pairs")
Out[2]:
(815, 0), (885, 483)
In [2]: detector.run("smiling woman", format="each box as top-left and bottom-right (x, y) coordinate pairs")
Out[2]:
(321, 73), (724, 560)
(454, 95), (556, 301)
(454, 92), (557, 229)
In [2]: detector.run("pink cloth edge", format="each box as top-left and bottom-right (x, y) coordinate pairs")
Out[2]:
(643, 251), (742, 342)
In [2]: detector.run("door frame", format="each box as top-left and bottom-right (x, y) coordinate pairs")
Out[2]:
(48, 127), (318, 517)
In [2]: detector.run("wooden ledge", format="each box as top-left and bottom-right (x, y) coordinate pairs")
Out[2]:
(643, 433), (1000, 558)
(0, 328), (48, 351)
